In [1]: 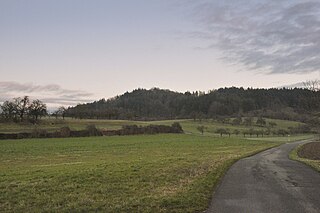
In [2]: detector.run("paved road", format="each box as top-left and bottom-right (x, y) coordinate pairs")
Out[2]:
(207, 140), (320, 213)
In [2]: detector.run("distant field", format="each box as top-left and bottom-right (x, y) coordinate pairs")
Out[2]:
(0, 117), (304, 135)
(0, 134), (314, 212)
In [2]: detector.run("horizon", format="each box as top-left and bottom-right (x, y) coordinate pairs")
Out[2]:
(1, 0), (320, 108)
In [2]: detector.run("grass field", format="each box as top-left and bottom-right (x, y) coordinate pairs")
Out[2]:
(0, 117), (303, 135)
(0, 133), (314, 212)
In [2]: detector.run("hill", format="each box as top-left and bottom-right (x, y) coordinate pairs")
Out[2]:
(66, 87), (320, 123)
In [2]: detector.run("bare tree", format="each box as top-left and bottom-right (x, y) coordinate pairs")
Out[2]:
(29, 99), (47, 122)
(303, 80), (320, 91)
(58, 106), (67, 119)
(1, 101), (17, 121)
(197, 125), (205, 134)
(14, 96), (30, 122)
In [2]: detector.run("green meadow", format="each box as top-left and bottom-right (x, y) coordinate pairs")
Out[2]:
(0, 133), (313, 212)
(0, 118), (314, 212)
(0, 117), (303, 135)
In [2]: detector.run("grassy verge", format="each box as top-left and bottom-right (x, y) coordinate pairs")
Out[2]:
(0, 134), (290, 212)
(290, 143), (320, 172)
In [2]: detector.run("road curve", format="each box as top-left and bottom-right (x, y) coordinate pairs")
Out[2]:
(207, 140), (320, 213)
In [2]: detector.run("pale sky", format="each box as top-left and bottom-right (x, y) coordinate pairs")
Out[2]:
(1, 0), (319, 108)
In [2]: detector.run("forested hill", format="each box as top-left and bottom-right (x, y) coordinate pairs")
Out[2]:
(66, 87), (320, 122)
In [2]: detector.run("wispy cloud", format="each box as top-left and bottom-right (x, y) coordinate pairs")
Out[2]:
(185, 0), (320, 74)
(0, 81), (94, 108)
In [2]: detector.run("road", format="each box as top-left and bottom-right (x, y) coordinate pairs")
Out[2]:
(207, 140), (320, 213)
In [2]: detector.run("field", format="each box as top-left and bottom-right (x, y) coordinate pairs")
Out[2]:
(0, 133), (314, 212)
(0, 118), (314, 212)
(0, 117), (303, 135)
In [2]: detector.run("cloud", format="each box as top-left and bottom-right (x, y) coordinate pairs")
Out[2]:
(185, 0), (320, 74)
(0, 81), (94, 108)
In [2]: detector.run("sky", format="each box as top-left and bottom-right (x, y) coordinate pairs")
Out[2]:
(1, 0), (320, 108)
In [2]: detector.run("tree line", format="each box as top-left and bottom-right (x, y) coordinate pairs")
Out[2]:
(65, 87), (320, 124)
(0, 96), (47, 123)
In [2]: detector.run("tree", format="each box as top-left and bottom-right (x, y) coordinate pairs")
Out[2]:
(303, 79), (320, 91)
(243, 117), (253, 126)
(255, 129), (265, 137)
(171, 122), (183, 133)
(197, 125), (205, 135)
(58, 106), (67, 119)
(232, 117), (242, 125)
(248, 128), (255, 137)
(28, 99), (47, 123)
(225, 128), (231, 137)
(216, 128), (227, 137)
(268, 121), (277, 128)
(243, 130), (248, 137)
(233, 129), (240, 136)
(277, 129), (289, 136)
(256, 117), (266, 127)
(197, 112), (206, 122)
(191, 111), (197, 122)
(53, 106), (67, 119)
(0, 101), (17, 121)
(14, 96), (30, 122)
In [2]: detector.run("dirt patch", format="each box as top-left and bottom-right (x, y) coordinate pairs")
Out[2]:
(298, 142), (320, 160)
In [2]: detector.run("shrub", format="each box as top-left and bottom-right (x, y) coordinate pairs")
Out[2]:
(60, 126), (71, 137)
(197, 125), (205, 134)
(216, 128), (228, 137)
(86, 125), (102, 136)
(233, 129), (240, 136)
(256, 117), (266, 126)
(277, 129), (289, 136)
(171, 122), (183, 133)
(268, 121), (277, 128)
(31, 128), (48, 138)
(232, 117), (242, 125)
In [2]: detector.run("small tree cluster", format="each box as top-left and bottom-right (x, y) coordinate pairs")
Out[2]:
(232, 117), (242, 125)
(215, 128), (231, 137)
(197, 125), (206, 134)
(256, 117), (267, 127)
(52, 106), (67, 119)
(0, 96), (47, 123)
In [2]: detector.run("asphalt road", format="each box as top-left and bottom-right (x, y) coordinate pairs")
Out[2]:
(207, 140), (320, 213)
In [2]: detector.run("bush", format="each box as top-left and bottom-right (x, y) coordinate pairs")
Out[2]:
(171, 122), (183, 133)
(31, 128), (48, 138)
(86, 125), (102, 136)
(277, 129), (289, 136)
(197, 125), (205, 134)
(216, 128), (228, 137)
(232, 117), (242, 125)
(256, 117), (266, 126)
(233, 129), (240, 136)
(60, 126), (71, 137)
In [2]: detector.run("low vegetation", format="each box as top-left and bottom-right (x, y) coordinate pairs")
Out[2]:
(0, 123), (183, 140)
(290, 141), (320, 172)
(0, 117), (309, 136)
(0, 134), (306, 212)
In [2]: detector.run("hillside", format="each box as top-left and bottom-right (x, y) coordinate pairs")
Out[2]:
(66, 87), (320, 122)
